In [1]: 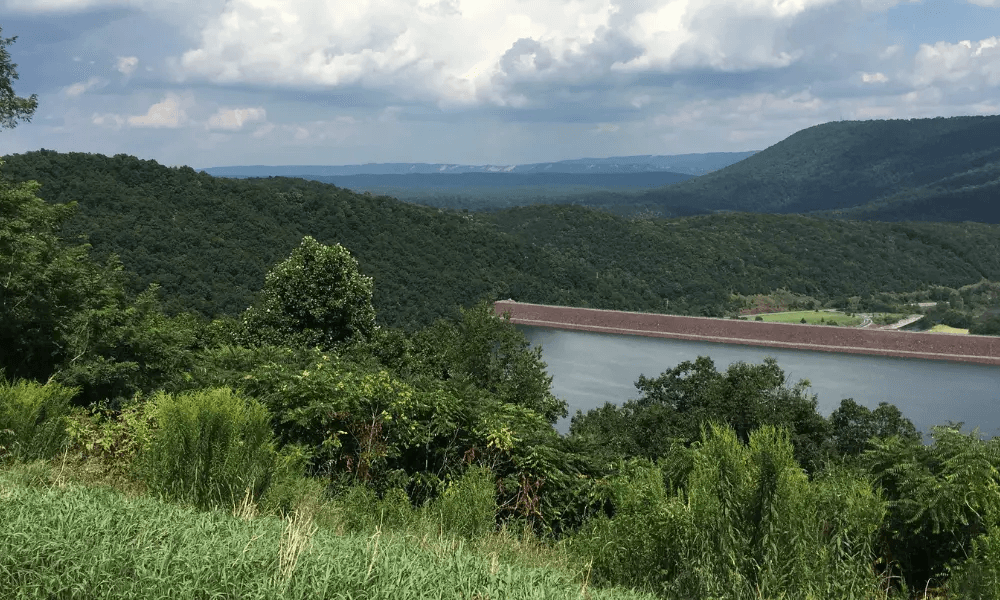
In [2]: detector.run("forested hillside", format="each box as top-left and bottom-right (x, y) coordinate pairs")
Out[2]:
(632, 114), (1000, 220)
(486, 205), (1000, 308)
(1, 150), (576, 326)
(817, 167), (1000, 223)
(3, 150), (1000, 326)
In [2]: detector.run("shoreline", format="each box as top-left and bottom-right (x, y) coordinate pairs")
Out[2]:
(495, 301), (1000, 367)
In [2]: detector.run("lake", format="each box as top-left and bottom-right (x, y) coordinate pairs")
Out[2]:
(518, 325), (1000, 437)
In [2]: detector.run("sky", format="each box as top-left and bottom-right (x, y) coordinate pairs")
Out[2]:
(1, 0), (998, 168)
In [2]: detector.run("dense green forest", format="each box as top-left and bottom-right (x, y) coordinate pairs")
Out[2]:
(816, 174), (1000, 223)
(4, 150), (1000, 328)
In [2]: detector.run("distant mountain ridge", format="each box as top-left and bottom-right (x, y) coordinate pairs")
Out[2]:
(199, 151), (759, 178)
(635, 114), (1000, 222)
(298, 171), (694, 190)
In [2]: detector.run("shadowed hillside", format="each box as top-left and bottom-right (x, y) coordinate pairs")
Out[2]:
(634, 115), (1000, 220)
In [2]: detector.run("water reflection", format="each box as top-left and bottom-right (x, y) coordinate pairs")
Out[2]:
(519, 326), (1000, 437)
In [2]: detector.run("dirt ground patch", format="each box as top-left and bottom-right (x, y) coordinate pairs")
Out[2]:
(495, 301), (1000, 367)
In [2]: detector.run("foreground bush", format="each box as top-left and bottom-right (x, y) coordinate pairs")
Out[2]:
(139, 387), (276, 509)
(329, 465), (498, 540)
(947, 527), (1000, 599)
(865, 426), (1000, 591)
(0, 378), (75, 461)
(0, 467), (656, 600)
(569, 425), (887, 600)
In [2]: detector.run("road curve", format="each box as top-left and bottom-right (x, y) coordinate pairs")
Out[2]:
(495, 301), (1000, 367)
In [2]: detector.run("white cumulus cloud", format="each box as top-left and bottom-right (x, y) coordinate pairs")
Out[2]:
(169, 0), (895, 107)
(206, 106), (266, 130)
(252, 123), (275, 138)
(861, 71), (888, 83)
(117, 56), (139, 76)
(909, 36), (1000, 89)
(127, 93), (189, 128)
(64, 77), (107, 97)
(91, 113), (126, 129)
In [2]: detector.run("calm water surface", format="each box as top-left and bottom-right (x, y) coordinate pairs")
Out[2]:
(518, 326), (1000, 437)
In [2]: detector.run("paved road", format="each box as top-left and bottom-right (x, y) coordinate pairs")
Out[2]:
(858, 313), (924, 330)
(884, 314), (925, 330)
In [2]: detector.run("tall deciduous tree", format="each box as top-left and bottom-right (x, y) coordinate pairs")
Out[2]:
(828, 398), (920, 457)
(0, 27), (37, 131)
(0, 172), (197, 403)
(0, 175), (114, 381)
(240, 236), (376, 350)
(412, 301), (568, 426)
(570, 356), (831, 471)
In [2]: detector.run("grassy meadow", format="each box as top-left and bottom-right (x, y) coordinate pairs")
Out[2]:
(748, 310), (915, 327)
(750, 309), (863, 326)
(0, 460), (656, 600)
(928, 324), (970, 334)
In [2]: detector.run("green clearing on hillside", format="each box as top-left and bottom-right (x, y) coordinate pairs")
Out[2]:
(0, 463), (654, 600)
(750, 310), (862, 326)
(929, 324), (970, 334)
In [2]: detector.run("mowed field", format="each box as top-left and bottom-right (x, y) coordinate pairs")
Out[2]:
(930, 324), (970, 334)
(751, 310), (861, 326)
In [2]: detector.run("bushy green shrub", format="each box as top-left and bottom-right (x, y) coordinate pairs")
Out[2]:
(259, 444), (328, 518)
(324, 466), (498, 542)
(326, 485), (417, 534)
(569, 457), (695, 595)
(865, 426), (1000, 591)
(969, 316), (1000, 336)
(947, 528), (1000, 599)
(426, 465), (498, 540)
(0, 378), (76, 461)
(139, 387), (276, 510)
(569, 425), (886, 599)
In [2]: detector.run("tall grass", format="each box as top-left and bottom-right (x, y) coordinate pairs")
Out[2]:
(323, 465), (495, 538)
(568, 424), (889, 599)
(423, 465), (498, 539)
(0, 463), (657, 600)
(139, 387), (276, 509)
(0, 378), (75, 461)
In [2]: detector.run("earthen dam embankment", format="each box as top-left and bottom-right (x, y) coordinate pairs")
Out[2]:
(494, 301), (1000, 367)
